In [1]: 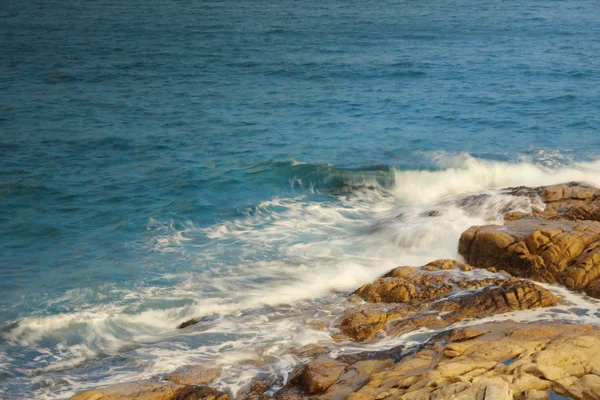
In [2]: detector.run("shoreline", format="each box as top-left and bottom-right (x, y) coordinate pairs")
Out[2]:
(71, 182), (600, 400)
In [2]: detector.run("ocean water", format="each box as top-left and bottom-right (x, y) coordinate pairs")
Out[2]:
(2, 0), (600, 398)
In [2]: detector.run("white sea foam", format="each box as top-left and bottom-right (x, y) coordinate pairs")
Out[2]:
(6, 155), (600, 398)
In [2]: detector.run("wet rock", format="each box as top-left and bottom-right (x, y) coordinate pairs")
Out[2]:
(339, 303), (416, 342)
(336, 345), (404, 364)
(177, 315), (218, 330)
(287, 344), (330, 359)
(505, 182), (600, 221)
(276, 321), (600, 400)
(238, 377), (275, 400)
(459, 218), (600, 297)
(278, 356), (395, 400)
(166, 365), (221, 385)
(421, 210), (440, 217)
(70, 380), (230, 400)
(273, 384), (307, 400)
(301, 356), (348, 394)
(338, 260), (558, 341)
(177, 319), (198, 329)
(353, 266), (453, 304)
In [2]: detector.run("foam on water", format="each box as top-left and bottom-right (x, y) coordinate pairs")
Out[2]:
(5, 156), (600, 398)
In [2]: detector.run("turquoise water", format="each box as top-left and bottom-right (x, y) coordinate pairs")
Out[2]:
(2, 0), (600, 397)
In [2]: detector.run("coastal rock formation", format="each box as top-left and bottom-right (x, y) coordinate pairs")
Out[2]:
(337, 260), (558, 341)
(460, 183), (600, 297)
(503, 182), (600, 221)
(70, 380), (230, 400)
(459, 217), (600, 297)
(279, 321), (600, 400)
(165, 365), (221, 385)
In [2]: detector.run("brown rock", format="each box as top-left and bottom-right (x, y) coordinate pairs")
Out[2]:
(505, 182), (600, 221)
(287, 344), (330, 359)
(353, 266), (452, 304)
(274, 321), (600, 400)
(177, 319), (198, 329)
(273, 384), (306, 400)
(459, 217), (600, 297)
(70, 380), (230, 400)
(320, 359), (394, 400)
(301, 357), (348, 394)
(338, 260), (558, 341)
(166, 365), (220, 385)
(240, 377), (274, 400)
(339, 304), (415, 342)
(555, 374), (600, 400)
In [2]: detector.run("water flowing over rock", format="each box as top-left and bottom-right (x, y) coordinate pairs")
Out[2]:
(278, 321), (600, 400)
(337, 260), (558, 341)
(504, 182), (600, 221)
(70, 380), (230, 400)
(165, 365), (221, 386)
(460, 183), (600, 298)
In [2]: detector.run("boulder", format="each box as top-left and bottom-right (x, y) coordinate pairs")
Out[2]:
(300, 356), (349, 394)
(459, 218), (600, 297)
(338, 260), (558, 341)
(504, 182), (600, 221)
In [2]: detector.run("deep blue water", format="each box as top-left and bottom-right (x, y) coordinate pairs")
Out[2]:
(2, 0), (600, 398)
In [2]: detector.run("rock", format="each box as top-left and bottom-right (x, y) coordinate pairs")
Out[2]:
(459, 218), (600, 297)
(239, 377), (275, 400)
(301, 356), (348, 394)
(70, 380), (230, 400)
(338, 260), (558, 341)
(274, 384), (305, 400)
(276, 321), (600, 400)
(339, 303), (415, 342)
(505, 183), (600, 221)
(320, 359), (394, 400)
(353, 266), (453, 304)
(178, 319), (198, 329)
(481, 382), (513, 400)
(166, 365), (220, 385)
(336, 345), (404, 364)
(287, 344), (330, 359)
(522, 390), (549, 400)
(555, 374), (600, 400)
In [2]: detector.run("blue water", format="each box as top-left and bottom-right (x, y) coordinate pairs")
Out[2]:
(2, 0), (600, 398)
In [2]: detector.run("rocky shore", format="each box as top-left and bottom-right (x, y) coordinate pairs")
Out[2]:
(71, 183), (600, 400)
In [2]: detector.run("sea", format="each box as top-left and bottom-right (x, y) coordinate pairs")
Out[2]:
(1, 0), (600, 398)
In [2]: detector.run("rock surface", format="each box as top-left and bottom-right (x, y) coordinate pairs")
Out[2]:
(504, 182), (600, 221)
(166, 365), (221, 386)
(460, 216), (600, 297)
(278, 320), (600, 400)
(338, 260), (558, 341)
(459, 182), (600, 298)
(70, 380), (230, 400)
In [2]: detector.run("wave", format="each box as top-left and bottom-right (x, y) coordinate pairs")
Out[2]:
(245, 160), (396, 195)
(5, 153), (600, 398)
(242, 152), (600, 199)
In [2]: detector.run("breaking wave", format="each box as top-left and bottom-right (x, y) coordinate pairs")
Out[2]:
(4, 154), (600, 398)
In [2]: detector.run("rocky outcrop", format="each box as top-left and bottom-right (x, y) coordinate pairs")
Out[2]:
(459, 216), (600, 297)
(337, 260), (558, 341)
(165, 365), (221, 386)
(278, 320), (600, 400)
(504, 182), (600, 221)
(459, 182), (600, 298)
(70, 379), (230, 400)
